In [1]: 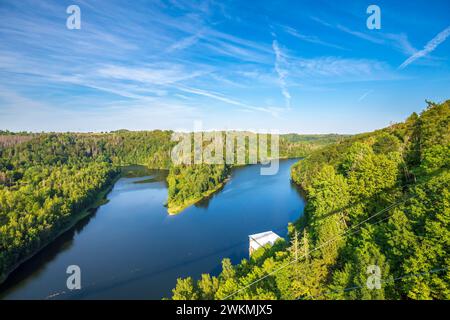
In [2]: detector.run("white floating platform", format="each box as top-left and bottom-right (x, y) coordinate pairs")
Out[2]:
(249, 231), (281, 256)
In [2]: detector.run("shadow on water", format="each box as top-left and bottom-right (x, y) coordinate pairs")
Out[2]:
(60, 238), (249, 300)
(290, 179), (306, 200)
(194, 183), (227, 210)
(0, 208), (100, 298)
(123, 165), (169, 187)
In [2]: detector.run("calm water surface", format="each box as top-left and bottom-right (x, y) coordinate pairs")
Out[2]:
(0, 159), (305, 299)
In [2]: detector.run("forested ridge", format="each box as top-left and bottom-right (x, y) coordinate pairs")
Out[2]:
(171, 100), (450, 300)
(0, 130), (174, 171)
(0, 129), (337, 283)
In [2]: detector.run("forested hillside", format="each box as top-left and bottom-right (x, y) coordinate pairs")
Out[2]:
(0, 130), (174, 172)
(171, 100), (450, 300)
(279, 134), (350, 158)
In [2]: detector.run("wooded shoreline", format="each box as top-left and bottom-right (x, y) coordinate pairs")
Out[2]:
(0, 171), (121, 287)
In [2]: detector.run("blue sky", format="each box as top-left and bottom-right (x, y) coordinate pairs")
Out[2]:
(0, 0), (449, 133)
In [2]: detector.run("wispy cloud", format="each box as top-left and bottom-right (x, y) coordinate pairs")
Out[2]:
(312, 17), (381, 45)
(383, 33), (417, 56)
(288, 56), (394, 81)
(399, 26), (450, 69)
(312, 17), (418, 57)
(281, 25), (346, 50)
(336, 25), (384, 44)
(310, 16), (333, 28)
(96, 64), (206, 86)
(1, 0), (448, 133)
(0, 86), (200, 132)
(358, 89), (374, 102)
(272, 40), (291, 109)
(0, 0), (280, 121)
(177, 86), (282, 116)
(166, 32), (202, 52)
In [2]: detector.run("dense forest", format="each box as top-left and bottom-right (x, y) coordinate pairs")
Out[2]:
(0, 129), (338, 283)
(171, 100), (450, 300)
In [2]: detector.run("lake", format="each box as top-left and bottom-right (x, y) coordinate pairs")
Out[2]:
(0, 158), (305, 299)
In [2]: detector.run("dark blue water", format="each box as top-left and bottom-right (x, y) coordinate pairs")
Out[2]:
(0, 159), (305, 299)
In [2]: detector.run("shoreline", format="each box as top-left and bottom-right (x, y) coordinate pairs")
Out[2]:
(0, 171), (121, 287)
(167, 178), (229, 215)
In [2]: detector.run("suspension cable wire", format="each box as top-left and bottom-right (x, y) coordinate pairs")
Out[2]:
(222, 192), (416, 300)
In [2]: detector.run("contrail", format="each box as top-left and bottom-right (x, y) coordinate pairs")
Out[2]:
(399, 26), (450, 69)
(272, 39), (292, 109)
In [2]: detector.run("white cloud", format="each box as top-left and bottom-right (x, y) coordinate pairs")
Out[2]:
(272, 40), (291, 109)
(96, 64), (205, 86)
(337, 25), (385, 44)
(310, 16), (333, 28)
(383, 33), (417, 56)
(289, 56), (392, 81)
(358, 89), (374, 102)
(177, 86), (282, 116)
(399, 26), (450, 69)
(0, 86), (200, 132)
(312, 17), (419, 57)
(166, 33), (202, 52)
(282, 25), (346, 50)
